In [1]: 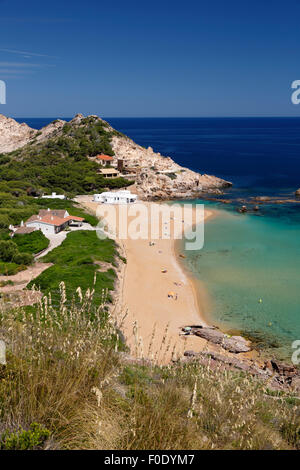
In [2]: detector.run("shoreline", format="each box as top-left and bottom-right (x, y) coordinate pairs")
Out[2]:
(77, 196), (256, 364)
(114, 201), (215, 363)
(173, 211), (217, 329)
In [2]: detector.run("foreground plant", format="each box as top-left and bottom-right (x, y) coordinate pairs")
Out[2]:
(0, 285), (299, 450)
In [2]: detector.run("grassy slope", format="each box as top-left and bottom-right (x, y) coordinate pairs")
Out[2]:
(13, 230), (49, 255)
(0, 232), (49, 276)
(0, 297), (299, 450)
(27, 230), (118, 307)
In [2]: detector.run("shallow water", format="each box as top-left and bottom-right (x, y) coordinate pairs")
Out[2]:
(183, 207), (300, 359)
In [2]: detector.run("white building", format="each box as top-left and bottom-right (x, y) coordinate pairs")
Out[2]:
(24, 209), (84, 236)
(93, 191), (137, 204)
(41, 192), (66, 200)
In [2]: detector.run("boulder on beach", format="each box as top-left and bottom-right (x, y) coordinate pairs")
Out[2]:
(222, 336), (251, 353)
(194, 327), (225, 343)
(193, 328), (251, 353)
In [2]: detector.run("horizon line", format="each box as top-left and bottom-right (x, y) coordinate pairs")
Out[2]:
(12, 115), (300, 119)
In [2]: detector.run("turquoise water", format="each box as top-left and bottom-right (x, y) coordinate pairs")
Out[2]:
(183, 207), (300, 359)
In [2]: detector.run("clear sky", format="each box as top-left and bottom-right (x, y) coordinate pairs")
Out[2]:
(0, 0), (299, 117)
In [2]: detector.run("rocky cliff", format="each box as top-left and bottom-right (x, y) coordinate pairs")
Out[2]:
(0, 114), (67, 153)
(0, 114), (37, 153)
(111, 133), (231, 200)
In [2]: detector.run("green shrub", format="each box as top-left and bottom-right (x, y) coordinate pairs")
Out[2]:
(0, 279), (14, 287)
(0, 117), (132, 196)
(12, 252), (33, 266)
(165, 172), (177, 180)
(0, 262), (25, 276)
(13, 230), (49, 255)
(0, 423), (50, 450)
(0, 214), (10, 229)
(0, 240), (18, 262)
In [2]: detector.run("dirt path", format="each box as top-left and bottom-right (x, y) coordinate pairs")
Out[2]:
(0, 262), (53, 293)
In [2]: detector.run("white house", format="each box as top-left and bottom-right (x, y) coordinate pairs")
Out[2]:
(41, 192), (66, 200)
(24, 209), (84, 236)
(93, 191), (137, 204)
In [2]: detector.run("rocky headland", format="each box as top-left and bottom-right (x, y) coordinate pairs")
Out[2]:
(0, 113), (232, 200)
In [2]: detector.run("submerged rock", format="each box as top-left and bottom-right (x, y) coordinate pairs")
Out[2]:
(254, 196), (271, 202)
(237, 205), (247, 213)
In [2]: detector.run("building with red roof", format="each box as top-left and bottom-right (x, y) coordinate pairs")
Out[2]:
(23, 209), (84, 236)
(96, 154), (114, 167)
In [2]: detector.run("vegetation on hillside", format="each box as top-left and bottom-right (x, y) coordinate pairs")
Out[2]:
(13, 230), (49, 255)
(0, 197), (99, 275)
(0, 196), (98, 237)
(0, 240), (33, 275)
(0, 116), (131, 196)
(27, 231), (119, 307)
(0, 291), (299, 450)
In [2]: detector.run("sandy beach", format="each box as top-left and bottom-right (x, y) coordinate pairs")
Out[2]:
(78, 196), (219, 363)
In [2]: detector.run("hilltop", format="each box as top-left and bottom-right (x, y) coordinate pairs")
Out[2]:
(0, 114), (129, 197)
(0, 113), (231, 200)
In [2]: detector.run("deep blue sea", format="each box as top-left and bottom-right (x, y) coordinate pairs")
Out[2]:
(17, 117), (300, 358)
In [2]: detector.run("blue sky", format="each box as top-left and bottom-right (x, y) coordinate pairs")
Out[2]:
(0, 0), (299, 117)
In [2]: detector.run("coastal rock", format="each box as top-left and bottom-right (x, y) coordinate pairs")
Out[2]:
(254, 196), (271, 202)
(270, 359), (297, 377)
(0, 114), (37, 153)
(182, 350), (300, 392)
(237, 205), (247, 213)
(295, 188), (300, 197)
(111, 134), (232, 200)
(183, 350), (267, 377)
(222, 336), (251, 353)
(183, 350), (197, 357)
(193, 328), (251, 353)
(0, 114), (67, 153)
(194, 327), (225, 343)
(291, 376), (300, 391)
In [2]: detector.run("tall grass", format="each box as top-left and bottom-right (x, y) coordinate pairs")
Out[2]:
(0, 286), (299, 450)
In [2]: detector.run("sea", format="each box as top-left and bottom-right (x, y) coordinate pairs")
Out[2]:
(17, 117), (300, 359)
